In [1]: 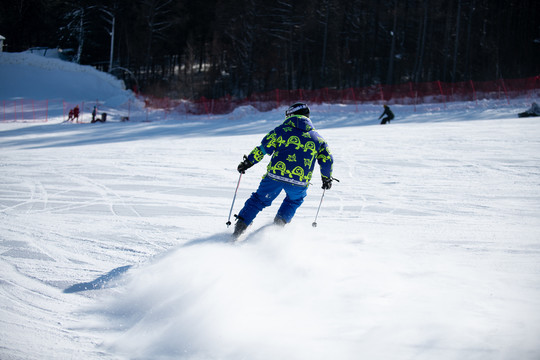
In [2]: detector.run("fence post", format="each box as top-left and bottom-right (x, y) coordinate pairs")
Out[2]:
(531, 76), (540, 100)
(437, 80), (446, 109)
(409, 82), (417, 112)
(499, 78), (510, 104)
(349, 88), (358, 112)
(469, 80), (477, 105)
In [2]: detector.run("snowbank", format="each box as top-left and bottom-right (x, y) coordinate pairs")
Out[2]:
(0, 52), (133, 106)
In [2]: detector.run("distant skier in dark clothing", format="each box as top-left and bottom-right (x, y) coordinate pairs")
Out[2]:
(91, 106), (97, 122)
(233, 102), (334, 238)
(379, 105), (394, 124)
(518, 102), (540, 118)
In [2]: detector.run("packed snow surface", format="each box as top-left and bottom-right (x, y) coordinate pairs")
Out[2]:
(1, 52), (540, 360)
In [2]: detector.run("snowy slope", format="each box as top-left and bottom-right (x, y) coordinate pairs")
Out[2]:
(1, 52), (540, 360)
(0, 52), (133, 107)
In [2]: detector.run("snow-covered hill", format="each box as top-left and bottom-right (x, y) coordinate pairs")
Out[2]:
(0, 52), (133, 107)
(1, 52), (540, 360)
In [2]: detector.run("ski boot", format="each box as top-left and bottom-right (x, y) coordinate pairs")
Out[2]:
(232, 216), (248, 239)
(273, 216), (288, 227)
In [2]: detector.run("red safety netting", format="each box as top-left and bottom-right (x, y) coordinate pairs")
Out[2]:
(141, 76), (539, 116)
(0, 99), (104, 123)
(3, 76), (537, 121)
(1, 99), (51, 122)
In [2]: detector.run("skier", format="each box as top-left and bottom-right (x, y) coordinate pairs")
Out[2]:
(91, 106), (97, 122)
(379, 104), (394, 124)
(518, 102), (540, 117)
(73, 105), (80, 122)
(233, 102), (334, 238)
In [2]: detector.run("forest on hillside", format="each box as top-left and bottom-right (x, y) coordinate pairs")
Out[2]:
(1, 0), (539, 99)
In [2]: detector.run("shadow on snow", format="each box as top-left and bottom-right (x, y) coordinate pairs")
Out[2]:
(63, 265), (132, 293)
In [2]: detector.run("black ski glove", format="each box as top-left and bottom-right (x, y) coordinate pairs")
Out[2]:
(322, 176), (332, 190)
(237, 155), (254, 174)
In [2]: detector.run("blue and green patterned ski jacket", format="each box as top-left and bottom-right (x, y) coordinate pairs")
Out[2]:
(246, 115), (333, 187)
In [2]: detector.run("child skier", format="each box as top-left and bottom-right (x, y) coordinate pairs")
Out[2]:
(233, 102), (334, 238)
(73, 105), (80, 122)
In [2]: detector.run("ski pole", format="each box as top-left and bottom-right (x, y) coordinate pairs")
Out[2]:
(312, 189), (326, 228)
(226, 173), (242, 227)
(312, 177), (338, 228)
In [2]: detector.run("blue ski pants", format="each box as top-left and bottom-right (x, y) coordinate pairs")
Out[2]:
(238, 176), (308, 225)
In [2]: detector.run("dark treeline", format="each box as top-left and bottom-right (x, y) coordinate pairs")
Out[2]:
(1, 0), (539, 99)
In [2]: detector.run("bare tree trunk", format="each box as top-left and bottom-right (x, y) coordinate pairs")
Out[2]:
(441, 0), (454, 82)
(320, 0), (330, 85)
(75, 8), (85, 64)
(386, 0), (399, 85)
(413, 0), (428, 83)
(463, 0), (475, 80)
(141, 0), (174, 82)
(370, 1), (381, 82)
(451, 0), (462, 83)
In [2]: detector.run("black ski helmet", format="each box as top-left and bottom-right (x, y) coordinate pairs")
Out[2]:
(286, 102), (310, 118)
